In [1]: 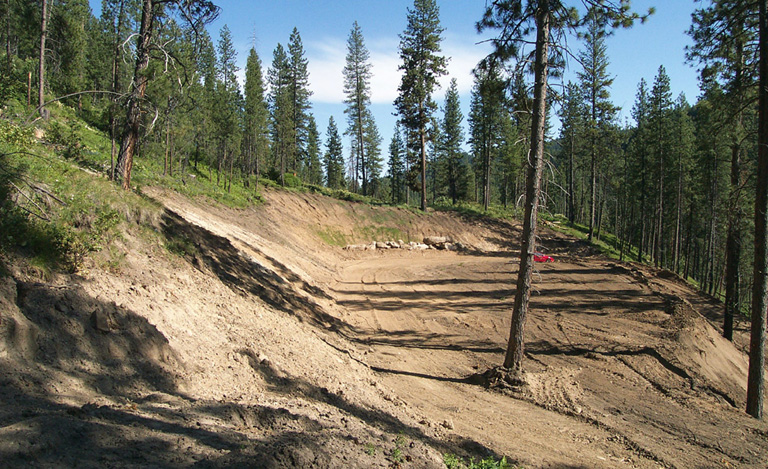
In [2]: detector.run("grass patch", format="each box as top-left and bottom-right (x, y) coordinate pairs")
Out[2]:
(443, 453), (517, 469)
(0, 115), (162, 274)
(315, 227), (348, 247)
(433, 200), (521, 222)
(360, 225), (406, 242)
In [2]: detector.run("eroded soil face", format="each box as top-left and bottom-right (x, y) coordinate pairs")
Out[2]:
(1, 186), (767, 468)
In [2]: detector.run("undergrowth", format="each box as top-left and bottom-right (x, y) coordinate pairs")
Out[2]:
(0, 101), (161, 275)
(443, 453), (517, 469)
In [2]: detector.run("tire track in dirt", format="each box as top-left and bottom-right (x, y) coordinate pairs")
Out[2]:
(331, 251), (768, 468)
(146, 186), (768, 468)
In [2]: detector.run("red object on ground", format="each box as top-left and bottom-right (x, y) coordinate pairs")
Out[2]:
(533, 252), (553, 263)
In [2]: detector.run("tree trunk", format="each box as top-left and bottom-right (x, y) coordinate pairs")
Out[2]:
(674, 152), (683, 273)
(163, 109), (170, 176)
(358, 98), (366, 196)
(38, 0), (48, 119)
(5, 0), (11, 73)
(656, 149), (664, 268)
(725, 41), (746, 342)
(725, 140), (742, 341)
(588, 140), (596, 241)
(568, 132), (575, 223)
(747, 0), (768, 420)
(484, 140), (491, 211)
(109, 0), (126, 181)
(420, 121), (427, 212)
(503, 3), (549, 373)
(115, 0), (154, 190)
(638, 144), (647, 262)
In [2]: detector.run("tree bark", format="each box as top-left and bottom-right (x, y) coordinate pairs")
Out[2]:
(358, 93), (366, 196)
(484, 137), (491, 211)
(568, 132), (575, 223)
(747, 0), (768, 420)
(109, 0), (127, 181)
(38, 0), (48, 118)
(503, 2), (549, 373)
(674, 152), (683, 273)
(725, 41), (745, 342)
(420, 118), (427, 212)
(115, 0), (154, 190)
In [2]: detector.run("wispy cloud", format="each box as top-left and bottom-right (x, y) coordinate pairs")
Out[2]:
(307, 35), (491, 105)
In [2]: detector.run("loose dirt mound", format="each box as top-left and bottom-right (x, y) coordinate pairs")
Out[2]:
(2, 185), (767, 468)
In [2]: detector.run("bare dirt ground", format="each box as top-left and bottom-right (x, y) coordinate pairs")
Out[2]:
(2, 185), (767, 468)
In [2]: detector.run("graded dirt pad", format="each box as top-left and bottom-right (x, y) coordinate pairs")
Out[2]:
(2, 186), (767, 468)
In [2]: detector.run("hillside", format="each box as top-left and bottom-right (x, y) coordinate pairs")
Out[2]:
(1, 181), (767, 468)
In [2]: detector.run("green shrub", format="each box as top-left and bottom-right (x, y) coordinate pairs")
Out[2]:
(443, 454), (516, 469)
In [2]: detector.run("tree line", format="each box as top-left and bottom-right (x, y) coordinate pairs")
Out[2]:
(2, 0), (767, 418)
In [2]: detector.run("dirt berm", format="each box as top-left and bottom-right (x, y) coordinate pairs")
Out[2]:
(1, 185), (766, 468)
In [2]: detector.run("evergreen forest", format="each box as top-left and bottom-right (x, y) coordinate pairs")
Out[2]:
(2, 0), (768, 422)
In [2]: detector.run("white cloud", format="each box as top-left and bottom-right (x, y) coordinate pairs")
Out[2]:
(307, 35), (491, 105)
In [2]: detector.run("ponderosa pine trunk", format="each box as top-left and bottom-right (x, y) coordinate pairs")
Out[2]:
(747, 0), (768, 420)
(115, 0), (154, 190)
(38, 0), (48, 119)
(420, 117), (427, 212)
(358, 94), (367, 196)
(484, 139), (491, 211)
(725, 40), (746, 342)
(503, 2), (549, 373)
(568, 133), (575, 223)
(108, 0), (127, 181)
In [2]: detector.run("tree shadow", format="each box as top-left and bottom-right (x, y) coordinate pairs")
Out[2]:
(237, 348), (511, 465)
(0, 274), (511, 467)
(160, 209), (354, 333)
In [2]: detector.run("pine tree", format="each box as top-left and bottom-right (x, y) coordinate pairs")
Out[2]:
(99, 0), (140, 179)
(38, 0), (49, 117)
(558, 81), (585, 223)
(469, 62), (505, 211)
(630, 78), (651, 262)
(389, 123), (406, 204)
(214, 24), (242, 191)
(688, 0), (759, 342)
(394, 0), (448, 211)
(478, 0), (650, 377)
(49, 0), (90, 107)
(343, 21), (374, 195)
(440, 78), (464, 204)
(268, 43), (292, 185)
(363, 113), (383, 197)
(287, 27), (312, 178)
(324, 116), (344, 189)
(115, 0), (219, 190)
(577, 12), (618, 241)
(244, 47), (270, 189)
(191, 29), (217, 172)
(649, 65), (673, 268)
(306, 114), (323, 186)
(748, 0), (768, 420)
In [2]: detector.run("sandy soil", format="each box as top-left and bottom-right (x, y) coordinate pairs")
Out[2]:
(1, 185), (767, 468)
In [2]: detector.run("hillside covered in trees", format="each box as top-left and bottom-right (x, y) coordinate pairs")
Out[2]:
(1, 0), (768, 466)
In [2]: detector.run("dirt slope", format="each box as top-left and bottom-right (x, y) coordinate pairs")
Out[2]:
(2, 185), (767, 468)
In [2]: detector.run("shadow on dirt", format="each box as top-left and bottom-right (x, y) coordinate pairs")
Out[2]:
(0, 276), (218, 466)
(161, 210), (351, 333)
(352, 330), (505, 354)
(239, 348), (510, 465)
(0, 272), (505, 467)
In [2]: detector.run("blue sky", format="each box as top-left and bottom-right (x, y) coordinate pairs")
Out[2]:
(90, 0), (701, 156)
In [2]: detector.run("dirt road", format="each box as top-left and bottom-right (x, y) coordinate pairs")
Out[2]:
(155, 186), (768, 467)
(330, 247), (766, 468)
(5, 186), (764, 468)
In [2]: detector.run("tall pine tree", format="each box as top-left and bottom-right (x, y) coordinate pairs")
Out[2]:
(394, 0), (447, 211)
(343, 21), (374, 195)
